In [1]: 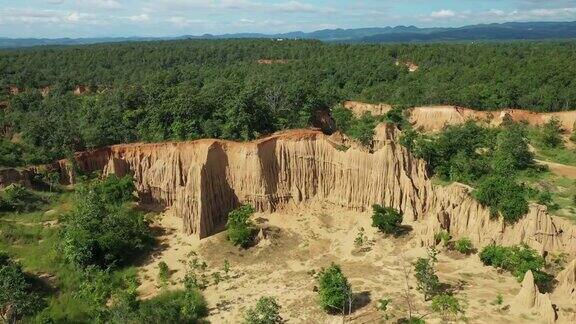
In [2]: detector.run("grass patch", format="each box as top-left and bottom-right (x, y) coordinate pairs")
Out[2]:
(527, 127), (576, 166)
(517, 169), (576, 222)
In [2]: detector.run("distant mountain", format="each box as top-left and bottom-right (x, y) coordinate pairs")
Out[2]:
(358, 21), (576, 43)
(1, 21), (575, 49)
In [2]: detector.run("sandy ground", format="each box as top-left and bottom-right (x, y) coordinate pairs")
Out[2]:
(137, 204), (574, 323)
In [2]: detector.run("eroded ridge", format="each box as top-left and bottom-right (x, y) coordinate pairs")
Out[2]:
(61, 126), (575, 258)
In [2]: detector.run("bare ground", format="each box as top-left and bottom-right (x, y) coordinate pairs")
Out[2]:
(137, 204), (573, 323)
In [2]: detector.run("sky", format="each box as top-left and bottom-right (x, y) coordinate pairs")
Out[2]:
(0, 0), (576, 38)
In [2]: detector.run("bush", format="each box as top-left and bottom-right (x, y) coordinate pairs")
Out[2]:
(244, 296), (282, 324)
(0, 252), (46, 322)
(454, 237), (474, 254)
(474, 175), (528, 224)
(414, 249), (440, 301)
(61, 187), (153, 268)
(371, 205), (403, 235)
(226, 205), (255, 247)
(317, 263), (352, 313)
(434, 231), (451, 245)
(331, 106), (377, 146)
(158, 261), (170, 285)
(479, 244), (552, 286)
(430, 294), (464, 317)
(137, 288), (208, 323)
(91, 174), (136, 205)
(0, 184), (44, 212)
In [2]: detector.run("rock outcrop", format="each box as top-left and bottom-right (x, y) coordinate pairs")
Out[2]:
(512, 270), (557, 323)
(59, 126), (575, 258)
(344, 101), (576, 132)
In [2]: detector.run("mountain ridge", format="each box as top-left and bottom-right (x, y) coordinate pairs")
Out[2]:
(2, 21), (576, 49)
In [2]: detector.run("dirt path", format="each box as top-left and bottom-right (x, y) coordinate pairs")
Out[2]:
(537, 159), (576, 179)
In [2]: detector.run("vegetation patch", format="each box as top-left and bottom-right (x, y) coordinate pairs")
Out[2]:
(480, 244), (553, 287)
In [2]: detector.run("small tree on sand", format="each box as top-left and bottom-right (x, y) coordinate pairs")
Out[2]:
(414, 248), (441, 301)
(371, 205), (403, 235)
(226, 205), (255, 247)
(317, 263), (353, 314)
(243, 297), (282, 324)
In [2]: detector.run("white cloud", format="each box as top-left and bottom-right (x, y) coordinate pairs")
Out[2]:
(126, 14), (150, 22)
(66, 11), (82, 22)
(167, 16), (205, 28)
(430, 9), (456, 19)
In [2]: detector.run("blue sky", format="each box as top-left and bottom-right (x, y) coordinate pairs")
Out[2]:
(1, 0), (576, 38)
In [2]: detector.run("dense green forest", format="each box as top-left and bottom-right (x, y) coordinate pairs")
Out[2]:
(1, 39), (576, 166)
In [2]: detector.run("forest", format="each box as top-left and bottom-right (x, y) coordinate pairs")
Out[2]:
(1, 39), (576, 166)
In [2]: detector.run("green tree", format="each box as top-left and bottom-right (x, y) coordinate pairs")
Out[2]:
(226, 205), (255, 248)
(474, 175), (528, 223)
(61, 182), (153, 268)
(414, 249), (440, 301)
(244, 297), (282, 324)
(317, 263), (353, 314)
(540, 118), (564, 148)
(371, 204), (403, 235)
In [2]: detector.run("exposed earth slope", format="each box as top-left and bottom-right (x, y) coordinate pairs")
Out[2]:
(344, 101), (576, 132)
(49, 126), (574, 262)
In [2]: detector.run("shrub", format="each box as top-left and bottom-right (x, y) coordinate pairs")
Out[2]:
(371, 205), (403, 235)
(434, 231), (451, 245)
(479, 244), (551, 286)
(137, 288), (208, 323)
(414, 249), (440, 301)
(0, 184), (44, 212)
(474, 175), (528, 224)
(61, 188), (153, 268)
(0, 252), (46, 322)
(317, 263), (352, 313)
(454, 237), (474, 255)
(540, 118), (564, 148)
(331, 106), (377, 146)
(158, 261), (170, 285)
(91, 174), (136, 205)
(226, 205), (255, 247)
(430, 294), (464, 317)
(244, 296), (282, 324)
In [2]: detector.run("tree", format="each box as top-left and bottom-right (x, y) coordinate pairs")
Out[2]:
(243, 297), (282, 324)
(226, 205), (255, 247)
(414, 249), (440, 301)
(540, 118), (563, 148)
(317, 263), (353, 314)
(61, 179), (153, 268)
(474, 175), (528, 224)
(492, 124), (534, 173)
(371, 204), (403, 235)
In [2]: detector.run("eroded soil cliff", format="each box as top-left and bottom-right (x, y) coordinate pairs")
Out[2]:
(52, 126), (574, 263)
